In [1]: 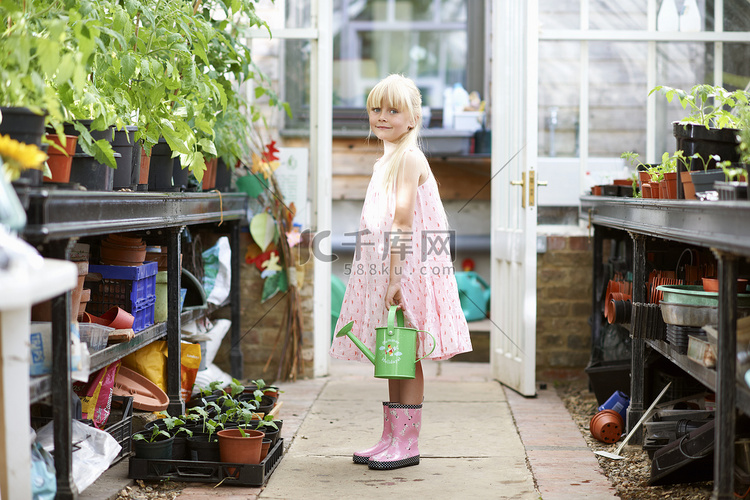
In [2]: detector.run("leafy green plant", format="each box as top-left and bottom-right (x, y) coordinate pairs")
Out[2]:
(689, 152), (722, 172)
(194, 380), (223, 398)
(133, 425), (170, 443)
(650, 84), (750, 129)
(718, 160), (747, 182)
(0, 1), (94, 129)
(161, 413), (193, 438)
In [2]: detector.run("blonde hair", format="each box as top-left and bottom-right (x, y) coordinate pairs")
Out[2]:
(366, 74), (423, 192)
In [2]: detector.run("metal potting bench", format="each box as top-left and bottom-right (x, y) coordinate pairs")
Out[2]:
(17, 188), (247, 499)
(581, 195), (750, 500)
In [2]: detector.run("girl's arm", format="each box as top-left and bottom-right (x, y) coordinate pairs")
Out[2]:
(385, 150), (426, 308)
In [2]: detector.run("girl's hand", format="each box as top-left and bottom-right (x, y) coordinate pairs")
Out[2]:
(385, 282), (402, 309)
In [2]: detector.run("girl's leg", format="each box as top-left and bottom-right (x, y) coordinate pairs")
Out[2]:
(390, 361), (423, 405)
(388, 379), (400, 403)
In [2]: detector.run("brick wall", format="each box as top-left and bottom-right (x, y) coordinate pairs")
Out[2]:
(536, 235), (593, 380)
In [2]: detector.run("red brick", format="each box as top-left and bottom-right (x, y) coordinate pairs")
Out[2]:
(569, 235), (592, 251)
(546, 235), (567, 251)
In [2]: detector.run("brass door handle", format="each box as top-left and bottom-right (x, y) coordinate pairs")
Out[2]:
(510, 173), (527, 207)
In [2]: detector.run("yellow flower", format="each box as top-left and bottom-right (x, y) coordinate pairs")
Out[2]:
(0, 134), (48, 181)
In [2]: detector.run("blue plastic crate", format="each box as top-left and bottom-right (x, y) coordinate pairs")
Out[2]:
(88, 262), (158, 330)
(132, 296), (156, 332)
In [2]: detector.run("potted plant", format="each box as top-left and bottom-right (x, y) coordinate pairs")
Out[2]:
(688, 153), (724, 198)
(714, 160), (748, 201)
(217, 426), (265, 466)
(650, 84), (750, 197)
(132, 423), (174, 459)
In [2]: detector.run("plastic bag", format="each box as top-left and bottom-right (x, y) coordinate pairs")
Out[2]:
(31, 441), (56, 500)
(123, 341), (202, 399)
(202, 236), (231, 305)
(72, 361), (121, 428)
(36, 419), (121, 493)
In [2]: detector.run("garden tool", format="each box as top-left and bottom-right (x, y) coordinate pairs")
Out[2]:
(336, 306), (436, 379)
(595, 381), (672, 460)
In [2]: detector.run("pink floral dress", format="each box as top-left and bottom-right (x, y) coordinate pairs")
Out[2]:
(330, 158), (472, 362)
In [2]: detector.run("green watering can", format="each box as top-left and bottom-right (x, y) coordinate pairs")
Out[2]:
(336, 306), (436, 379)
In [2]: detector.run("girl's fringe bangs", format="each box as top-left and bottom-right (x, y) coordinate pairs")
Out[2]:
(367, 80), (412, 112)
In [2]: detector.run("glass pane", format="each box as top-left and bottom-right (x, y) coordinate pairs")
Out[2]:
(588, 42), (649, 158)
(589, 0), (647, 30)
(722, 0), (750, 32)
(282, 39), (312, 129)
(724, 43), (750, 91)
(653, 42), (714, 157)
(396, 0), (436, 21)
(439, 0), (466, 22)
(285, 0), (312, 29)
(538, 41), (581, 157)
(539, 0), (580, 30)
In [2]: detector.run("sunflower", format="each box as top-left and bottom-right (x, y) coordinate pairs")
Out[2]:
(0, 134), (48, 181)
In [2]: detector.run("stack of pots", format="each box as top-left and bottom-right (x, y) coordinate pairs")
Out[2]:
(100, 234), (146, 266)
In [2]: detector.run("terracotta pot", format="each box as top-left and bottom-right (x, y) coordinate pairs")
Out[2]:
(260, 438), (272, 461)
(701, 277), (749, 294)
(139, 146), (152, 185)
(203, 158), (218, 190)
(663, 172), (678, 199)
(44, 134), (78, 183)
(641, 183), (652, 198)
(81, 306), (134, 329)
(592, 185), (602, 196)
(590, 409), (624, 444)
(100, 241), (147, 266)
(680, 171), (696, 199)
(78, 288), (91, 320)
(107, 234), (144, 247)
(217, 428), (264, 465)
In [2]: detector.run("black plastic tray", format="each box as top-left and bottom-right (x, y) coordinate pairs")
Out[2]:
(128, 437), (283, 486)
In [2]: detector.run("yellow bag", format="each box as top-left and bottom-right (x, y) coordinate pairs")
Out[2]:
(123, 341), (202, 400)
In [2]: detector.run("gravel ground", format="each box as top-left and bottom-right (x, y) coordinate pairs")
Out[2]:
(556, 379), (713, 500)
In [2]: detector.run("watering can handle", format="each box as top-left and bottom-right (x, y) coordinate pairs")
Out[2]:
(415, 330), (437, 362)
(387, 305), (405, 331)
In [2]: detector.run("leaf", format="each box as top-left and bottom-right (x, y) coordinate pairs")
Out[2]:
(122, 53), (137, 81)
(261, 270), (288, 303)
(250, 212), (276, 251)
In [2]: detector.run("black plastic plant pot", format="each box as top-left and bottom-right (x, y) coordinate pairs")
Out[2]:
(187, 434), (221, 462)
(215, 158), (232, 191)
(148, 138), (176, 191)
(112, 126), (137, 190)
(69, 153), (117, 191)
(172, 157), (189, 192)
(690, 169), (725, 194)
(133, 434), (174, 460)
(673, 122), (740, 170)
(0, 107), (46, 146)
(171, 435), (191, 460)
(714, 181), (748, 201)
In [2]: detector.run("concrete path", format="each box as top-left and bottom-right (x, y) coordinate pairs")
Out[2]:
(93, 359), (617, 499)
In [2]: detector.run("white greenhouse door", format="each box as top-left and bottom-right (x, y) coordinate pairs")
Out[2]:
(489, 1), (539, 396)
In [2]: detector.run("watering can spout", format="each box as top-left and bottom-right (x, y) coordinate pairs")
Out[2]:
(335, 321), (375, 364)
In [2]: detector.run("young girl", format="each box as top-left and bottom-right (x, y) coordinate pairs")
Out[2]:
(329, 74), (472, 470)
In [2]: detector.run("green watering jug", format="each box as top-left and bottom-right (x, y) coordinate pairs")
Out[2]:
(336, 306), (436, 379)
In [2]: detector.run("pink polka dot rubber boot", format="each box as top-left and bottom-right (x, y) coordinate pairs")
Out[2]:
(368, 404), (422, 470)
(353, 402), (392, 464)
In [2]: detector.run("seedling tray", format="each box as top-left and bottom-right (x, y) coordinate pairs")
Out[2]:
(128, 438), (283, 487)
